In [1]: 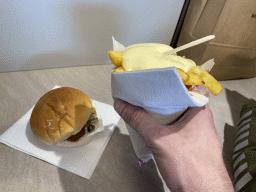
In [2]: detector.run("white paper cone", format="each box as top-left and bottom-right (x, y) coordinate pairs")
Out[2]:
(111, 37), (213, 165)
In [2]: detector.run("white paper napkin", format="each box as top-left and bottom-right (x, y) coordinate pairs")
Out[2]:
(0, 85), (121, 179)
(112, 67), (210, 114)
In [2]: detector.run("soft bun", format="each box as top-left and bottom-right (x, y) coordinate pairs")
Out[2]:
(30, 87), (93, 145)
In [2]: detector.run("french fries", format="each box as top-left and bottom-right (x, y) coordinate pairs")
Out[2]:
(113, 66), (125, 72)
(108, 51), (123, 67)
(176, 68), (189, 83)
(108, 50), (223, 96)
(189, 66), (223, 96)
(189, 66), (203, 75)
(185, 72), (205, 85)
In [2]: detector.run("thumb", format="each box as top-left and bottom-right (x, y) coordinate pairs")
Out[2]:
(114, 99), (164, 139)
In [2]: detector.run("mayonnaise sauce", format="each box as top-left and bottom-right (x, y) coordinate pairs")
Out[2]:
(122, 43), (196, 72)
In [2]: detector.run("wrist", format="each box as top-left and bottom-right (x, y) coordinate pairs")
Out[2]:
(154, 152), (234, 192)
(183, 156), (234, 191)
(197, 165), (234, 192)
(164, 163), (234, 192)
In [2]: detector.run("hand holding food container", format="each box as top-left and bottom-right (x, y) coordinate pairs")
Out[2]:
(110, 36), (223, 165)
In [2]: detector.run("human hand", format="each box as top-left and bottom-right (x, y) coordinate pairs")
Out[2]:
(114, 99), (234, 192)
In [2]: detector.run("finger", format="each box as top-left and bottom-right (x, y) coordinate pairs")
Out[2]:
(170, 104), (219, 137)
(172, 105), (207, 125)
(168, 105), (208, 135)
(114, 99), (164, 139)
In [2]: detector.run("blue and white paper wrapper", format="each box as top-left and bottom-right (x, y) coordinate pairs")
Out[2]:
(111, 37), (213, 165)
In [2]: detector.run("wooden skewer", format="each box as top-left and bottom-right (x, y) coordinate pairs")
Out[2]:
(165, 35), (215, 55)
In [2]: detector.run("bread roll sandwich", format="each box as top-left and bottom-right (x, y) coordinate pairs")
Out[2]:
(30, 87), (101, 147)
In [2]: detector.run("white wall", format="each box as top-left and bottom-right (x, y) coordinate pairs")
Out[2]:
(0, 0), (185, 72)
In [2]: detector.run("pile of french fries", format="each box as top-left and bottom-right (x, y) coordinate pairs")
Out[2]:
(108, 50), (223, 96)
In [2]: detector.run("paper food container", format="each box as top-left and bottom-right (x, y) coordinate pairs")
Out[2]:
(111, 37), (214, 165)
